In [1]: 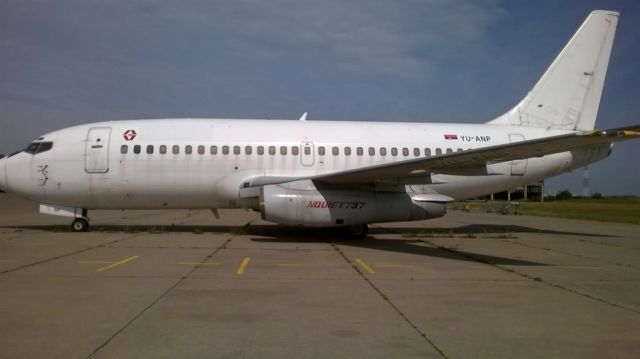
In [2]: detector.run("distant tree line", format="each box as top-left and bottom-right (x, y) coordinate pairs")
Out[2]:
(544, 189), (604, 201)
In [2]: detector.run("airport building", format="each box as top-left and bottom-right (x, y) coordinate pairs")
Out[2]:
(482, 181), (545, 202)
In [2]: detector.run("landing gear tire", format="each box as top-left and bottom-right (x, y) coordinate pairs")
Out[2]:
(347, 224), (368, 239)
(71, 218), (89, 232)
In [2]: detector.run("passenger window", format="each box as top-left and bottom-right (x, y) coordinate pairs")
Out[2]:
(402, 148), (409, 156)
(425, 148), (431, 157)
(391, 147), (398, 156)
(185, 145), (192, 155)
(222, 146), (229, 155)
(120, 145), (128, 154)
(258, 146), (264, 155)
(233, 146), (241, 155)
(318, 146), (325, 156)
(357, 147), (363, 156)
(147, 145), (154, 154)
(332, 146), (339, 156)
(379, 147), (386, 156)
(446, 148), (453, 154)
(414, 148), (420, 156)
(245, 146), (252, 155)
(160, 145), (167, 154)
(304, 146), (310, 155)
(436, 148), (442, 156)
(210, 145), (217, 155)
(269, 146), (276, 155)
(344, 147), (351, 156)
(368, 147), (375, 156)
(198, 145), (205, 155)
(280, 146), (287, 155)
(134, 145), (141, 154)
(292, 146), (299, 155)
(172, 145), (179, 154)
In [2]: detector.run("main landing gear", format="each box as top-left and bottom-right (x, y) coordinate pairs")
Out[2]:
(346, 224), (368, 239)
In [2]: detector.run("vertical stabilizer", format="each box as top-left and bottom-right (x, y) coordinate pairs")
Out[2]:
(489, 10), (618, 131)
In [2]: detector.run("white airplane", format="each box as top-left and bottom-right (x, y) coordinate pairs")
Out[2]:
(0, 10), (638, 237)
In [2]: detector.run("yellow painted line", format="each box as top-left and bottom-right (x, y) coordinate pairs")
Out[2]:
(355, 258), (375, 274)
(178, 262), (221, 266)
(96, 256), (139, 272)
(236, 257), (251, 275)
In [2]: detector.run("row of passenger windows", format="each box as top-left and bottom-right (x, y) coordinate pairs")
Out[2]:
(120, 144), (464, 157)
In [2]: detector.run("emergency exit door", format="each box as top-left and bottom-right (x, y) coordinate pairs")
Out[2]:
(85, 127), (112, 173)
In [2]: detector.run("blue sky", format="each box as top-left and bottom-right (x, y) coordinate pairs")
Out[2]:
(1, 0), (639, 195)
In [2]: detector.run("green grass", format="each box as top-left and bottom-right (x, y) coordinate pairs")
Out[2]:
(460, 197), (640, 225)
(521, 198), (640, 224)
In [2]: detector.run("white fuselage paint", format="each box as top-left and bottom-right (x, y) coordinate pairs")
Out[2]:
(1, 119), (609, 210)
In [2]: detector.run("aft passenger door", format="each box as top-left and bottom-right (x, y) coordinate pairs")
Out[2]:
(85, 127), (112, 173)
(300, 141), (314, 166)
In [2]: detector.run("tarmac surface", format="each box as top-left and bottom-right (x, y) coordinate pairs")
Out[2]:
(1, 192), (639, 358)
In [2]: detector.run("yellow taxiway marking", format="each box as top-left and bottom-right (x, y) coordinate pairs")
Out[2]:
(96, 256), (139, 272)
(178, 262), (221, 266)
(355, 258), (375, 274)
(236, 257), (251, 275)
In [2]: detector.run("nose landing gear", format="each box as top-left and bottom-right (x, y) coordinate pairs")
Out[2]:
(38, 204), (90, 232)
(71, 217), (90, 232)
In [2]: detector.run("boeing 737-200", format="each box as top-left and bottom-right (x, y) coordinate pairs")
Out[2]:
(0, 10), (638, 237)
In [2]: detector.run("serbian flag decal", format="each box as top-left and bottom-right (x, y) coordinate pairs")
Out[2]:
(444, 134), (458, 140)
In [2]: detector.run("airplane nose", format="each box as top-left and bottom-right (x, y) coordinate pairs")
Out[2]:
(0, 155), (7, 192)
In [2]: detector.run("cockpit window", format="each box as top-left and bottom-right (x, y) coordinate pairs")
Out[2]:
(24, 141), (54, 155)
(38, 142), (53, 153)
(24, 143), (40, 154)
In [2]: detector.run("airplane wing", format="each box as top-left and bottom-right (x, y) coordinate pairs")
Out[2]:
(243, 124), (639, 187)
(311, 124), (640, 184)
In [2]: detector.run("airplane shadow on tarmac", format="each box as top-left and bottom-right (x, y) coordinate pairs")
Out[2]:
(4, 222), (617, 267)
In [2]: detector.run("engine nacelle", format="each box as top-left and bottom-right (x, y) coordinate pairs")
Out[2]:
(259, 184), (449, 227)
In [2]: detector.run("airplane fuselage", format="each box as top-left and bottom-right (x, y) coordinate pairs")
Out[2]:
(1, 119), (610, 210)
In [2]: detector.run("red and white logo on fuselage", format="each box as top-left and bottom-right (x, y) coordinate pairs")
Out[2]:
(123, 130), (137, 141)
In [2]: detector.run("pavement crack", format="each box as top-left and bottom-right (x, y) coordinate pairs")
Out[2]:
(330, 242), (448, 359)
(499, 237), (640, 271)
(0, 233), (143, 275)
(419, 238), (640, 316)
(86, 233), (238, 359)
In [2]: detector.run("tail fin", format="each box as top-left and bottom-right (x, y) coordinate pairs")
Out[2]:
(489, 10), (618, 131)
